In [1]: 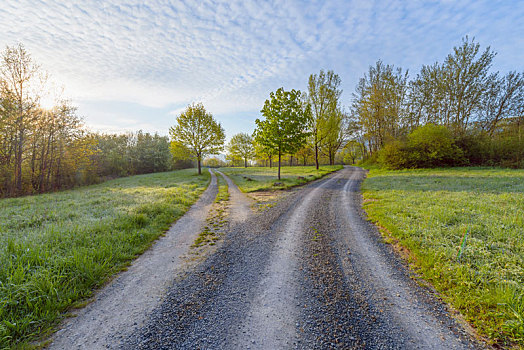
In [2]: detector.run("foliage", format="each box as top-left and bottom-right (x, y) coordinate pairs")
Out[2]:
(203, 157), (226, 168)
(226, 132), (254, 167)
(351, 37), (524, 168)
(0, 169), (209, 348)
(378, 124), (465, 169)
(352, 60), (408, 155)
(254, 88), (311, 179)
(94, 131), (174, 178)
(169, 103), (225, 175)
(362, 167), (524, 346)
(218, 165), (342, 192)
(307, 70), (345, 168)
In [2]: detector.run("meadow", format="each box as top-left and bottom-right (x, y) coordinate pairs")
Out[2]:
(0, 169), (209, 348)
(361, 167), (524, 346)
(218, 165), (343, 192)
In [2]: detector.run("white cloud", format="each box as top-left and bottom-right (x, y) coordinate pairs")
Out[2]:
(0, 0), (522, 135)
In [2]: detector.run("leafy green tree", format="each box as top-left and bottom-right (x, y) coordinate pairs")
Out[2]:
(169, 103), (225, 175)
(254, 88), (310, 179)
(227, 132), (254, 167)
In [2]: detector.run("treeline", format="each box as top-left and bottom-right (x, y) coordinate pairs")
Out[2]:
(352, 37), (524, 168)
(0, 44), (180, 198)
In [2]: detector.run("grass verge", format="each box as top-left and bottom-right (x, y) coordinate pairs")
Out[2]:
(361, 167), (524, 346)
(217, 165), (343, 192)
(192, 173), (229, 248)
(0, 169), (209, 349)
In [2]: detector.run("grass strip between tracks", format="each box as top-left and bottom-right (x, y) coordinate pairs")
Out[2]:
(0, 169), (210, 349)
(361, 166), (524, 347)
(217, 165), (343, 192)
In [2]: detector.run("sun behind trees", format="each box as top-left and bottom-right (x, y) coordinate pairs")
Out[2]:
(0, 44), (181, 198)
(169, 103), (226, 175)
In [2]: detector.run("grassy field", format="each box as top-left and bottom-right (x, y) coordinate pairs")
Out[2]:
(361, 167), (524, 346)
(0, 169), (209, 348)
(218, 165), (343, 192)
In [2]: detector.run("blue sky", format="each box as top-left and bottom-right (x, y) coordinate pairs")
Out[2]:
(1, 0), (523, 138)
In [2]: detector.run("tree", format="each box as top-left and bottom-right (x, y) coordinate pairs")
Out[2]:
(253, 141), (275, 167)
(341, 140), (362, 164)
(352, 60), (408, 155)
(0, 43), (40, 194)
(307, 69), (342, 169)
(254, 88), (310, 179)
(227, 132), (254, 167)
(320, 108), (350, 165)
(169, 103), (225, 175)
(295, 144), (314, 166)
(479, 71), (524, 136)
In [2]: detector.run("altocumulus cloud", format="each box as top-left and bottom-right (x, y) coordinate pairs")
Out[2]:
(0, 0), (522, 135)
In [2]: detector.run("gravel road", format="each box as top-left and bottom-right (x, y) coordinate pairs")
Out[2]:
(122, 166), (482, 349)
(49, 170), (219, 349)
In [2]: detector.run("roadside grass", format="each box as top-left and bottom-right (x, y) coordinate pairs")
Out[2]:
(0, 169), (209, 349)
(361, 167), (524, 346)
(192, 173), (229, 248)
(217, 165), (343, 192)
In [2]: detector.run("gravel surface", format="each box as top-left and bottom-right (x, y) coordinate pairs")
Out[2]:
(123, 167), (483, 349)
(48, 170), (219, 349)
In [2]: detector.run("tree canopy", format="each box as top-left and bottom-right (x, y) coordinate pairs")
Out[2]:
(227, 132), (254, 167)
(254, 87), (311, 179)
(169, 103), (225, 174)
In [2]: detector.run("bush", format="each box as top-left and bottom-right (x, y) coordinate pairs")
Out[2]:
(378, 141), (410, 169)
(379, 124), (465, 169)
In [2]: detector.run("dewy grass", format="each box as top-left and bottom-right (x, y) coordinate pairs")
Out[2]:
(218, 165), (342, 192)
(0, 168), (209, 348)
(361, 167), (524, 346)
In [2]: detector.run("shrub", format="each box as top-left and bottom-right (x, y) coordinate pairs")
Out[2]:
(378, 141), (410, 169)
(378, 124), (465, 169)
(407, 124), (465, 167)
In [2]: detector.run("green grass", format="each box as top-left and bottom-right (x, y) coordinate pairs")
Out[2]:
(218, 165), (343, 192)
(0, 169), (210, 349)
(361, 167), (524, 346)
(192, 173), (229, 248)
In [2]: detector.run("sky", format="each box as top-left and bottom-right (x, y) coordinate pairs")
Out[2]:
(1, 0), (523, 139)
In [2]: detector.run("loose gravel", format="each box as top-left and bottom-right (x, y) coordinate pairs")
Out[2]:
(122, 167), (483, 349)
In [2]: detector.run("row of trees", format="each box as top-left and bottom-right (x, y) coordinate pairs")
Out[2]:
(169, 72), (351, 180)
(352, 37), (523, 168)
(0, 44), (184, 198)
(223, 70), (351, 176)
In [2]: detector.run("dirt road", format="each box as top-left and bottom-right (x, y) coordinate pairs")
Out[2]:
(122, 167), (481, 349)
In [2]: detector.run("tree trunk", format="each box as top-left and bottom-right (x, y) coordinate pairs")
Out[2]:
(269, 157), (272, 168)
(278, 149), (281, 180)
(315, 144), (319, 170)
(303, 156), (307, 166)
(15, 129), (23, 194)
(197, 156), (202, 175)
(244, 157), (247, 168)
